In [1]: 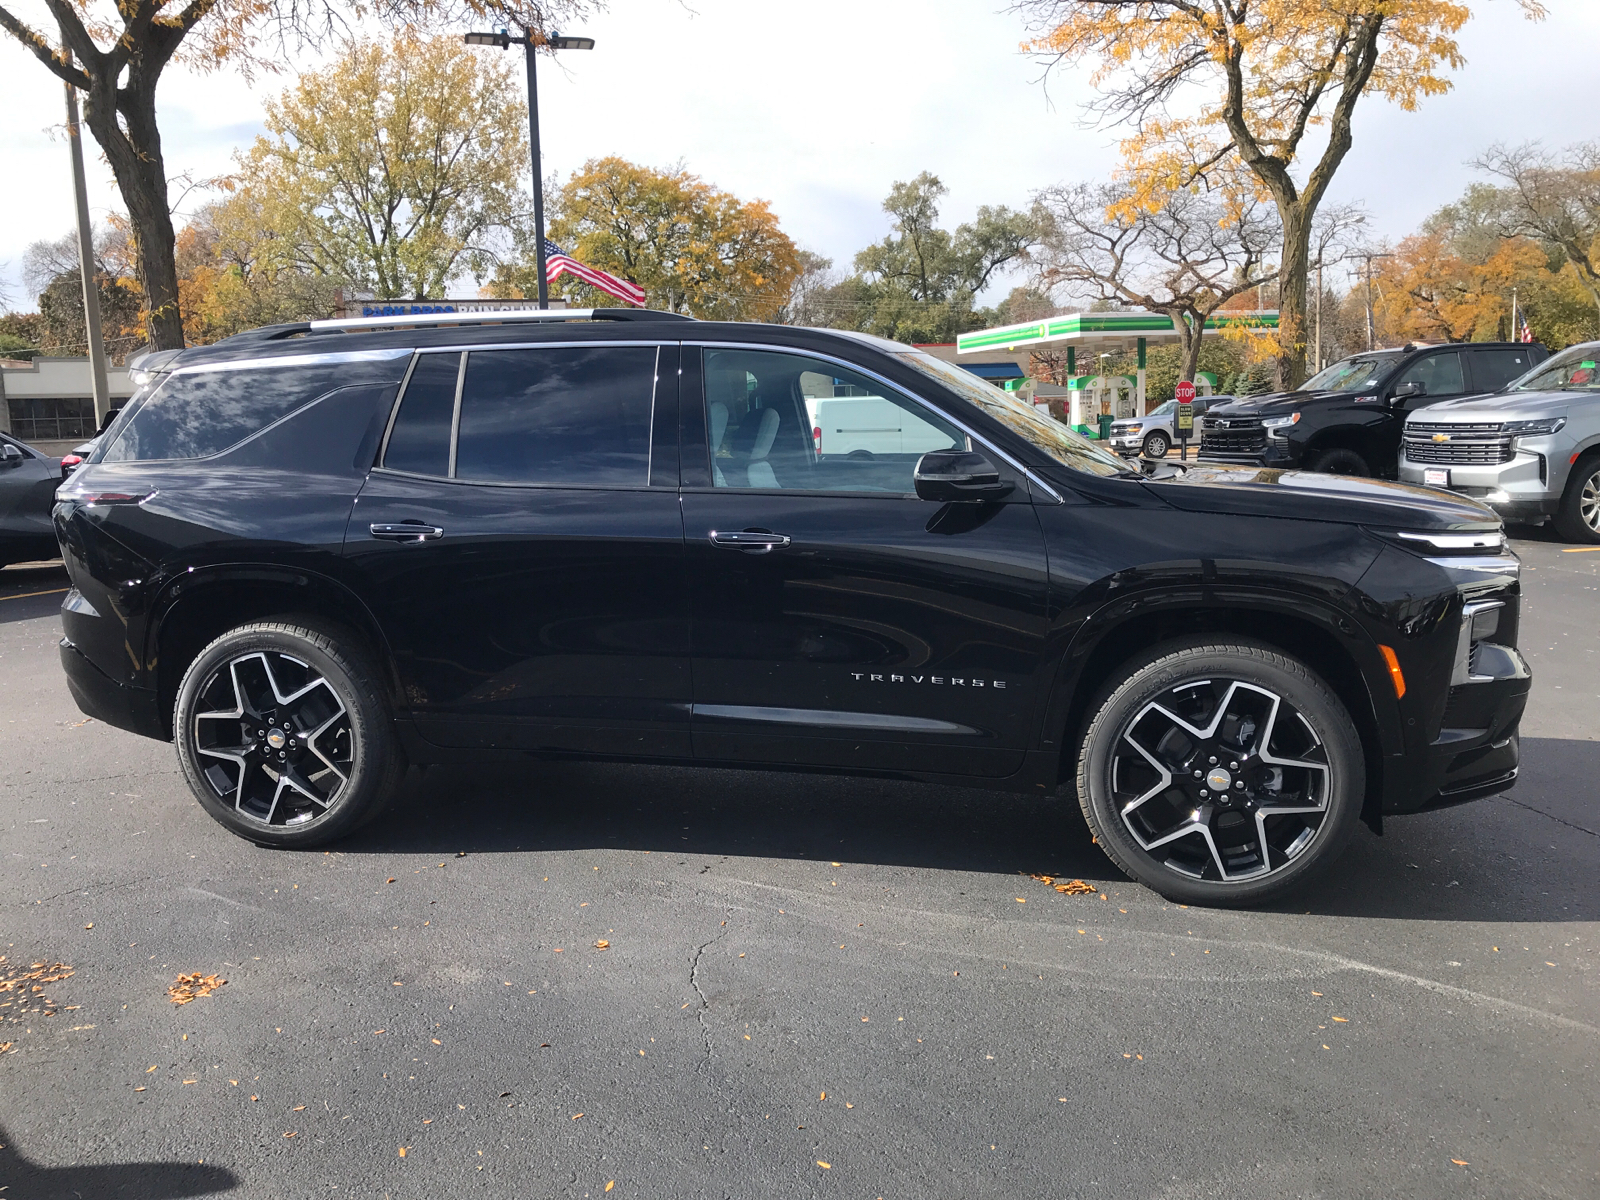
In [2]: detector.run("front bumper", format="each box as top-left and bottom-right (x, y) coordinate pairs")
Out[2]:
(1383, 642), (1530, 815)
(1399, 445), (1560, 524)
(1197, 440), (1296, 468)
(60, 636), (165, 740)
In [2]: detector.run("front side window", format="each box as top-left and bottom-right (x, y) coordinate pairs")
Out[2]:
(383, 345), (659, 486)
(1509, 342), (1600, 393)
(892, 349), (1133, 478)
(704, 348), (964, 493)
(1393, 351), (1465, 398)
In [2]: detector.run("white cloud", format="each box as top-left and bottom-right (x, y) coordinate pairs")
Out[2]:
(1, 0), (1596, 312)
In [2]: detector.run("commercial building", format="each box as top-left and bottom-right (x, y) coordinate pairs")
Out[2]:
(0, 357), (137, 449)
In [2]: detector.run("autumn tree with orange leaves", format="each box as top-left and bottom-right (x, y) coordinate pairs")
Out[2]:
(1015, 0), (1547, 389)
(0, 0), (599, 351)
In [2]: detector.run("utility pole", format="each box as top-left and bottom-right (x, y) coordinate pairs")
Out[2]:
(1358, 252), (1393, 353)
(63, 47), (110, 425)
(1314, 258), (1323, 374)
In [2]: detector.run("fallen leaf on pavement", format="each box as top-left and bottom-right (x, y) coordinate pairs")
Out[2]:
(1452, 1159), (1468, 1166)
(606, 1183), (614, 1193)
(594, 940), (610, 950)
(167, 973), (226, 1005)
(817, 1161), (830, 1169)
(1055, 879), (1097, 895)
(572, 1113), (583, 1120)
(397, 1147), (406, 1157)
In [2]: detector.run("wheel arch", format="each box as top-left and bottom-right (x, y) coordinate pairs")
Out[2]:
(147, 566), (401, 739)
(1042, 590), (1397, 832)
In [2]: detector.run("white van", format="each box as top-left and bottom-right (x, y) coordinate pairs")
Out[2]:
(810, 396), (955, 457)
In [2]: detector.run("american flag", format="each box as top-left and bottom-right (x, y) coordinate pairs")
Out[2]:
(1519, 314), (1534, 344)
(543, 239), (646, 307)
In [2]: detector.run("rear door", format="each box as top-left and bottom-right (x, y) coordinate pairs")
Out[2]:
(344, 342), (689, 757)
(680, 344), (1052, 778)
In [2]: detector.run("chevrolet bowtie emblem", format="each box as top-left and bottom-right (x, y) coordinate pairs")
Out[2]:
(1432, 433), (1450, 442)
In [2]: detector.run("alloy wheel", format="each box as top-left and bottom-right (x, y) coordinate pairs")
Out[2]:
(191, 651), (354, 827)
(1582, 466), (1600, 532)
(1109, 677), (1331, 882)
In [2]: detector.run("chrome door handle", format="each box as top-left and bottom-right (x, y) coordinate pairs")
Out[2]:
(369, 523), (444, 543)
(709, 530), (791, 553)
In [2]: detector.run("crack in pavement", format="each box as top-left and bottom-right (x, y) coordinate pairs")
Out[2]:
(1498, 794), (1600, 839)
(17, 875), (169, 909)
(688, 905), (734, 1078)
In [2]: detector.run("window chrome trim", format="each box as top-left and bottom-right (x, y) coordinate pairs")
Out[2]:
(167, 347), (413, 377)
(680, 339), (1064, 503)
(447, 352), (468, 479)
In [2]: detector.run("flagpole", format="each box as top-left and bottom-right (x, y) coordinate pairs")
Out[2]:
(1511, 287), (1518, 343)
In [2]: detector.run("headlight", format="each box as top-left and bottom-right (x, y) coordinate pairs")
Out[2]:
(1262, 413), (1301, 433)
(1501, 416), (1566, 438)
(1122, 423), (1142, 433)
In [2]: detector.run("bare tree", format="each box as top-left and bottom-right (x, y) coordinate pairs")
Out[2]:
(1476, 141), (1600, 330)
(1034, 183), (1280, 385)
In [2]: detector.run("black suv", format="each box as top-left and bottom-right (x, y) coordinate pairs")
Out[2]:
(1200, 342), (1548, 477)
(54, 310), (1531, 905)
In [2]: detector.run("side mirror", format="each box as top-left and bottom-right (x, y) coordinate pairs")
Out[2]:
(1391, 380), (1427, 403)
(913, 449), (1013, 503)
(0, 443), (22, 464)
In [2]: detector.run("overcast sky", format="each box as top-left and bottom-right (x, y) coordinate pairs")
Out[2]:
(2, 0), (1597, 313)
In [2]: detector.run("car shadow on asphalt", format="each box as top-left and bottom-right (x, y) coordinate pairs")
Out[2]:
(345, 757), (1120, 886)
(0, 1125), (238, 1198)
(0, 561), (69, 625)
(340, 737), (1600, 923)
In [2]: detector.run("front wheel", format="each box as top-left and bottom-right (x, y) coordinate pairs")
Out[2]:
(173, 619), (404, 848)
(1142, 431), (1171, 459)
(1309, 447), (1370, 476)
(1553, 455), (1600, 544)
(1074, 640), (1365, 906)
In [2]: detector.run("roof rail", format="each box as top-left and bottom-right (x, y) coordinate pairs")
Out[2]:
(303, 307), (694, 334)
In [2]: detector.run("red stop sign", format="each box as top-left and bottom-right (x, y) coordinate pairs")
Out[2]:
(1175, 380), (1197, 403)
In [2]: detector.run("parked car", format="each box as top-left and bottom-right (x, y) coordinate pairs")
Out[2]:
(0, 432), (67, 567)
(1109, 395), (1226, 458)
(1199, 342), (1548, 477)
(55, 310), (1529, 906)
(808, 394), (954, 458)
(1400, 340), (1600, 542)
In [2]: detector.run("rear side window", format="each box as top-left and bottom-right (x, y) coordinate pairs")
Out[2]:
(383, 353), (461, 477)
(101, 360), (386, 462)
(453, 346), (658, 486)
(1472, 348), (1538, 391)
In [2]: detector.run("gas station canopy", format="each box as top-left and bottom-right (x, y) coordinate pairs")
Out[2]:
(956, 309), (1279, 357)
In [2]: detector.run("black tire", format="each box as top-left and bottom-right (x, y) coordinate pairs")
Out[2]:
(173, 618), (404, 848)
(1142, 431), (1171, 459)
(1074, 638), (1365, 907)
(1309, 447), (1370, 476)
(1552, 454), (1600, 544)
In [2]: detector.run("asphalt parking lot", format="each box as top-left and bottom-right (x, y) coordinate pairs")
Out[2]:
(1, 537), (1596, 1200)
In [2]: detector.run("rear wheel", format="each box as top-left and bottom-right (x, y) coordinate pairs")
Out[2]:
(1309, 447), (1370, 476)
(173, 619), (403, 848)
(1553, 455), (1600, 544)
(1074, 639), (1364, 906)
(1142, 430), (1171, 459)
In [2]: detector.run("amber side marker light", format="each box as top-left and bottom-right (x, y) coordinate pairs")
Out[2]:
(1378, 645), (1406, 698)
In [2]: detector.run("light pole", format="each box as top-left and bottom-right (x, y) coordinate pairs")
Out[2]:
(465, 27), (594, 309)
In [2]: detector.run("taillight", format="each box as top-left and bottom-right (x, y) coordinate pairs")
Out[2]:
(60, 455), (83, 469)
(813, 425), (822, 450)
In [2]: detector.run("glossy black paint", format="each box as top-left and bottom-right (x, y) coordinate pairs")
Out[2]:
(53, 317), (1530, 825)
(0, 432), (65, 564)
(1201, 342), (1549, 478)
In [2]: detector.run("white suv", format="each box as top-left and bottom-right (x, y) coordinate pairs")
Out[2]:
(1400, 341), (1600, 542)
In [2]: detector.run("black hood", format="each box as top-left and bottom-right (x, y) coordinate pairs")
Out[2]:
(1141, 465), (1499, 531)
(1206, 391), (1315, 415)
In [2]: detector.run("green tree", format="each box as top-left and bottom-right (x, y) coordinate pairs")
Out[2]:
(843, 173), (1038, 343)
(233, 33), (531, 300)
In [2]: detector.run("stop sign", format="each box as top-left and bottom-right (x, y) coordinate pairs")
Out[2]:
(1175, 380), (1197, 403)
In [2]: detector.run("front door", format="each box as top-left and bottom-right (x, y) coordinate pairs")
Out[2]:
(344, 342), (689, 757)
(680, 345), (1052, 778)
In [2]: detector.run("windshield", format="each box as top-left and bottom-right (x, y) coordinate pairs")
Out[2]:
(1302, 352), (1402, 394)
(893, 351), (1135, 478)
(1508, 342), (1600, 393)
(1147, 399), (1178, 416)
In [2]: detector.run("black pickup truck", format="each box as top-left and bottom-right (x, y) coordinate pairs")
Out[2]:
(1200, 342), (1547, 477)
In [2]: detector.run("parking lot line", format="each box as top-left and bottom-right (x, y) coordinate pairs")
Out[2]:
(0, 588), (68, 602)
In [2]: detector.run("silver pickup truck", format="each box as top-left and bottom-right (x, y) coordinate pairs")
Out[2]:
(1400, 340), (1600, 542)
